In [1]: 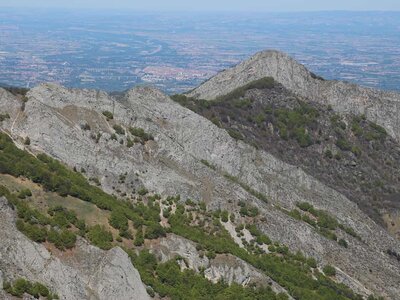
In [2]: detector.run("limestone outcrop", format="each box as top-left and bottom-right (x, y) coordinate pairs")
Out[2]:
(188, 50), (400, 143)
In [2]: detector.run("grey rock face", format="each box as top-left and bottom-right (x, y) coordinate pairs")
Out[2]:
(1, 79), (400, 298)
(188, 50), (400, 143)
(0, 197), (150, 300)
(146, 234), (291, 297)
(146, 233), (209, 272)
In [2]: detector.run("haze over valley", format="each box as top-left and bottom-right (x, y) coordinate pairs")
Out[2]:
(1, 9), (400, 93)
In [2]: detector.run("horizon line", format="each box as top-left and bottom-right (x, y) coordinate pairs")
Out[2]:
(1, 6), (400, 13)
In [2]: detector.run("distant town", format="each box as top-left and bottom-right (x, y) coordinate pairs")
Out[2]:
(0, 9), (399, 94)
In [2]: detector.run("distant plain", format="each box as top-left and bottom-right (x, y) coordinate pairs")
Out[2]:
(0, 9), (399, 93)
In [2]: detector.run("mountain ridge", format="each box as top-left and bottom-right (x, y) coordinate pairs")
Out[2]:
(188, 50), (400, 144)
(0, 51), (399, 299)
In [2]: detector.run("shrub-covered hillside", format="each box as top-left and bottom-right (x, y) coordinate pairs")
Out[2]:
(172, 78), (400, 229)
(0, 131), (380, 300)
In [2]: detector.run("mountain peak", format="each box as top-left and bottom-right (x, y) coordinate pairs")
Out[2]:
(188, 49), (314, 101)
(188, 50), (400, 144)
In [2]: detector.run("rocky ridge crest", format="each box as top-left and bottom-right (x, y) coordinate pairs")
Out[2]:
(188, 50), (400, 143)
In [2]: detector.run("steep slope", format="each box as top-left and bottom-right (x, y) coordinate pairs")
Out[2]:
(188, 50), (400, 144)
(0, 84), (399, 299)
(0, 195), (150, 300)
(174, 79), (400, 232)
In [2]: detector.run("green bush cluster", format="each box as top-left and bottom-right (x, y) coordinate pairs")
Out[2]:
(87, 225), (114, 250)
(365, 123), (387, 141)
(233, 98), (253, 108)
(109, 207), (129, 232)
(336, 138), (352, 151)
(247, 224), (272, 245)
(215, 77), (275, 102)
(167, 203), (361, 300)
(0, 133), (368, 300)
(200, 159), (216, 170)
(2, 187), (83, 250)
(129, 127), (153, 143)
(220, 210), (229, 222)
(227, 128), (243, 140)
(3, 278), (58, 299)
(271, 102), (318, 147)
(17, 188), (32, 199)
(322, 265), (336, 277)
(102, 111), (113, 120)
(293, 202), (360, 246)
(48, 229), (77, 250)
(16, 219), (47, 242)
(113, 124), (125, 135)
(0, 113), (10, 122)
(351, 116), (387, 142)
(126, 138), (134, 148)
(131, 250), (285, 300)
(238, 201), (259, 217)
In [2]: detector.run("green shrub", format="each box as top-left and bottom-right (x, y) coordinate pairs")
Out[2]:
(239, 205), (259, 217)
(289, 209), (302, 220)
(306, 257), (317, 268)
(324, 149), (333, 159)
(144, 223), (166, 239)
(24, 137), (31, 145)
(369, 123), (387, 139)
(253, 113), (266, 125)
(109, 208), (129, 231)
(48, 229), (77, 250)
(323, 265), (336, 276)
(30, 282), (50, 298)
(296, 202), (314, 212)
(48, 206), (78, 228)
(113, 124), (125, 135)
(138, 187), (148, 196)
(317, 212), (338, 230)
(12, 278), (32, 297)
(126, 138), (134, 148)
(338, 239), (348, 248)
(214, 77), (275, 103)
(134, 229), (144, 246)
(351, 120), (363, 136)
(0, 113), (10, 122)
(351, 146), (362, 157)
(129, 127), (153, 142)
(17, 188), (32, 199)
(87, 225), (113, 250)
(16, 220), (47, 242)
(227, 129), (243, 140)
(336, 138), (352, 151)
(302, 215), (316, 227)
(200, 159), (216, 170)
(220, 210), (229, 223)
(293, 127), (313, 148)
(319, 228), (337, 241)
(102, 111), (113, 120)
(3, 278), (55, 299)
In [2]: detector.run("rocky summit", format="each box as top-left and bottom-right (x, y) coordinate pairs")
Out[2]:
(0, 50), (399, 300)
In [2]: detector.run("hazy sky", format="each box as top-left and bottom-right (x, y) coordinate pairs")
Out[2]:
(1, 0), (400, 11)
